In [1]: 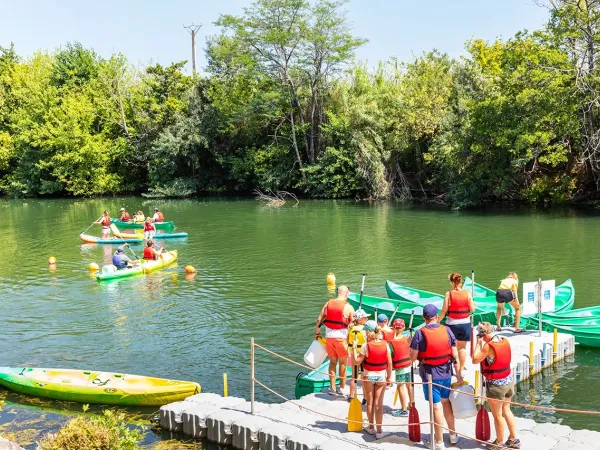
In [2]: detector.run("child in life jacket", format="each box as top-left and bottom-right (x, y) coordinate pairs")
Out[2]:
(390, 318), (412, 417)
(347, 308), (370, 403)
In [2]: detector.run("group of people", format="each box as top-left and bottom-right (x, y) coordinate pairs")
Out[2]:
(94, 208), (166, 271)
(315, 272), (522, 449)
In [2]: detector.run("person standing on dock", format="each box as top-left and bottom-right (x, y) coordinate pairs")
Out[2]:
(495, 272), (524, 333)
(410, 304), (462, 449)
(315, 285), (354, 397)
(377, 314), (395, 342)
(390, 318), (411, 417)
(347, 308), (370, 403)
(472, 322), (520, 449)
(439, 272), (476, 375)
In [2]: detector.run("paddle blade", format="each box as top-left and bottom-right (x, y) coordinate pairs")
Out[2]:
(475, 405), (491, 441)
(347, 397), (363, 432)
(408, 403), (421, 442)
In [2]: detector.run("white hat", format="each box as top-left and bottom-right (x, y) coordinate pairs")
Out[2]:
(354, 309), (370, 320)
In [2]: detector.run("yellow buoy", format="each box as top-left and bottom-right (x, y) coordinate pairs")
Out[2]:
(185, 265), (197, 273)
(48, 257), (57, 265)
(326, 272), (336, 285)
(89, 263), (100, 272)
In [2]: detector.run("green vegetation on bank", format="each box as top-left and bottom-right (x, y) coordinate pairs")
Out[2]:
(1, 0), (599, 206)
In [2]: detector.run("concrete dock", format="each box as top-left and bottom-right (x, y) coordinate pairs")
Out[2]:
(159, 330), (600, 449)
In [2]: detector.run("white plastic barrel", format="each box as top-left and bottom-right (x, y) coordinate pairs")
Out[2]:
(102, 265), (116, 274)
(449, 382), (477, 419)
(303, 337), (327, 369)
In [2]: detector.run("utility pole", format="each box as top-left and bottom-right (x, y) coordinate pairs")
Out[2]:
(184, 23), (202, 77)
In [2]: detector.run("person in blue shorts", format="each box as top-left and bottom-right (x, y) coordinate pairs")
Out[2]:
(410, 304), (462, 450)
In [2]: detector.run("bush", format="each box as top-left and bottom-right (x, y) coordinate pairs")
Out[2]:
(37, 409), (142, 450)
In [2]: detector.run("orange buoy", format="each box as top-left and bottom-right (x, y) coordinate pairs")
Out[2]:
(89, 263), (100, 272)
(185, 265), (197, 273)
(48, 257), (57, 265)
(326, 272), (336, 286)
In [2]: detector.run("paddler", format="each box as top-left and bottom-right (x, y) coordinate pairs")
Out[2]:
(153, 208), (164, 223)
(439, 272), (476, 374)
(409, 304), (461, 449)
(390, 318), (411, 417)
(377, 313), (395, 342)
(133, 211), (145, 223)
(495, 272), (524, 333)
(347, 308), (370, 403)
(95, 211), (111, 239)
(315, 285), (354, 397)
(143, 240), (163, 260)
(119, 208), (131, 222)
(143, 217), (156, 240)
(112, 246), (133, 269)
(472, 322), (520, 449)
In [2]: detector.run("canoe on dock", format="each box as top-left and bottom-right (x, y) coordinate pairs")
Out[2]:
(0, 367), (200, 406)
(110, 218), (175, 230)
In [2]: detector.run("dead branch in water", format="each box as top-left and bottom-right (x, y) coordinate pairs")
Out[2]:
(253, 189), (299, 207)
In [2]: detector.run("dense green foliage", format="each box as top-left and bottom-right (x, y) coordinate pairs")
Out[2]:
(2, 0), (600, 205)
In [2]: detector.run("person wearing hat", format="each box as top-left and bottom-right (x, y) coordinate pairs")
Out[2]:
(390, 318), (411, 417)
(409, 304), (462, 449)
(153, 208), (165, 223)
(377, 313), (395, 342)
(355, 320), (392, 440)
(112, 245), (133, 269)
(347, 308), (370, 403)
(472, 322), (520, 449)
(119, 208), (131, 222)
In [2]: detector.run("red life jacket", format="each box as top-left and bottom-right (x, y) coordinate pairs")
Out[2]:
(156, 212), (164, 222)
(144, 222), (155, 232)
(323, 299), (349, 330)
(481, 338), (512, 380)
(391, 337), (411, 369)
(143, 247), (155, 260)
(120, 212), (130, 221)
(382, 329), (395, 342)
(362, 341), (388, 372)
(447, 290), (470, 319)
(418, 325), (451, 366)
(100, 216), (111, 227)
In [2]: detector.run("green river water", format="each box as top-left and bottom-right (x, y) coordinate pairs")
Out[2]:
(0, 197), (599, 448)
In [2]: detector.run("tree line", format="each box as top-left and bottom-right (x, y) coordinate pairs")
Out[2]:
(1, 0), (599, 206)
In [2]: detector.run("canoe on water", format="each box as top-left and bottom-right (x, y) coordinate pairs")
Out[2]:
(0, 367), (200, 406)
(96, 264), (144, 282)
(110, 224), (188, 240)
(110, 219), (175, 230)
(79, 232), (142, 245)
(538, 323), (600, 348)
(142, 250), (178, 273)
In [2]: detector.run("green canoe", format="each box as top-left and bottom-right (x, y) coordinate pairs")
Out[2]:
(96, 264), (144, 282)
(295, 361), (352, 398)
(537, 323), (600, 348)
(110, 219), (175, 230)
(0, 367), (201, 406)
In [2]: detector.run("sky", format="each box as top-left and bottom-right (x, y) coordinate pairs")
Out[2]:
(0, 0), (549, 74)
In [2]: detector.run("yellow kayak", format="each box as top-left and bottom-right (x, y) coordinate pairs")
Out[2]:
(142, 250), (178, 274)
(0, 367), (200, 406)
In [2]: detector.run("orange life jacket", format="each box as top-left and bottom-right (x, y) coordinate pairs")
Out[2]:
(144, 221), (155, 232)
(362, 341), (388, 372)
(391, 337), (411, 369)
(481, 338), (512, 380)
(418, 325), (451, 366)
(101, 216), (111, 227)
(323, 299), (349, 330)
(120, 212), (130, 221)
(156, 212), (164, 222)
(382, 329), (395, 342)
(143, 247), (155, 260)
(447, 290), (470, 319)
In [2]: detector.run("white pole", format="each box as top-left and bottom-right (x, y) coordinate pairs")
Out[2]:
(538, 278), (543, 338)
(250, 337), (255, 414)
(428, 374), (434, 450)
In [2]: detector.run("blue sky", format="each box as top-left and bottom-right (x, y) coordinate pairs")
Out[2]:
(0, 0), (548, 74)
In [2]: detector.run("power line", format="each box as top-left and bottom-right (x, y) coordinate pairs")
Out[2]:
(184, 23), (202, 77)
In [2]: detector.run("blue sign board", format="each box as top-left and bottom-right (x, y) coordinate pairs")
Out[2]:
(544, 290), (551, 300)
(528, 292), (535, 302)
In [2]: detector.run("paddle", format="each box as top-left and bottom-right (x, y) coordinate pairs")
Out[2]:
(124, 243), (140, 261)
(82, 216), (103, 234)
(407, 310), (421, 443)
(358, 273), (366, 309)
(390, 302), (401, 322)
(347, 390), (363, 432)
(475, 351), (491, 441)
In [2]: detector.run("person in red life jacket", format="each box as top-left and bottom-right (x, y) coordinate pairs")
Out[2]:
(376, 313), (395, 342)
(119, 208), (131, 222)
(472, 322), (520, 450)
(390, 318), (411, 417)
(143, 217), (156, 240)
(439, 272), (476, 375)
(355, 320), (392, 440)
(315, 285), (354, 397)
(143, 240), (163, 260)
(95, 211), (111, 238)
(410, 304), (462, 450)
(153, 208), (164, 223)
(347, 308), (370, 404)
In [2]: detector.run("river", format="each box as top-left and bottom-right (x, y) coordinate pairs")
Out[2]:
(0, 198), (598, 448)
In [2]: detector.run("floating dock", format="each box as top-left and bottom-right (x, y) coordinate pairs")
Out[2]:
(158, 330), (600, 449)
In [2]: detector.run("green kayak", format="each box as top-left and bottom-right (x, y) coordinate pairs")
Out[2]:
(96, 264), (143, 281)
(295, 361), (352, 398)
(110, 219), (175, 230)
(538, 322), (600, 348)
